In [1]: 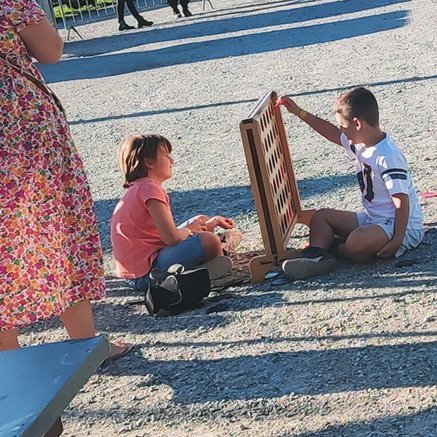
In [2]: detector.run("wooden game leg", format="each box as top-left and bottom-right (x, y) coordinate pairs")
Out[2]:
(249, 255), (277, 283)
(297, 209), (317, 226)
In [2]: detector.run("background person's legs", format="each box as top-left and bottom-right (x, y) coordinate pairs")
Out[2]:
(117, 0), (127, 23)
(127, 0), (153, 27)
(117, 0), (153, 29)
(179, 0), (192, 16)
(168, 0), (181, 15)
(0, 328), (20, 351)
(125, 0), (143, 22)
(117, 0), (135, 29)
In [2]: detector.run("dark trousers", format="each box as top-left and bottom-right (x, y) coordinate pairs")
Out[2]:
(168, 0), (189, 12)
(117, 0), (142, 23)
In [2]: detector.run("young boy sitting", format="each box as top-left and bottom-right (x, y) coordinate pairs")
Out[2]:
(276, 87), (424, 279)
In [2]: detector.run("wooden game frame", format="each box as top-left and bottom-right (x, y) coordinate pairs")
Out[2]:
(240, 91), (315, 282)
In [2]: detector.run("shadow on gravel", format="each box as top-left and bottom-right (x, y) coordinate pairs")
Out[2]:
(295, 406), (437, 436)
(196, 0), (320, 22)
(94, 174), (355, 254)
(108, 341), (437, 402)
(59, 0), (318, 39)
(153, 330), (437, 349)
(40, 6), (409, 82)
(69, 74), (437, 126)
(21, 297), (229, 335)
(59, 0), (407, 58)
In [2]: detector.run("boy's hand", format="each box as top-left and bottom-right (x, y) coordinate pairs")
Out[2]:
(377, 193), (409, 258)
(275, 96), (300, 115)
(376, 239), (402, 258)
(205, 216), (235, 231)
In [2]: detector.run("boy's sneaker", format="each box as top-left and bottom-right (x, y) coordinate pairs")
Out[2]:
(282, 246), (336, 280)
(220, 230), (243, 255)
(173, 9), (182, 18)
(201, 256), (233, 280)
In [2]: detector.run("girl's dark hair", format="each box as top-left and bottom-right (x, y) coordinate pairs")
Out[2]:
(334, 87), (379, 126)
(119, 134), (172, 188)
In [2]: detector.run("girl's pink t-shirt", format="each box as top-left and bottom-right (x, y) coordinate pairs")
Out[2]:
(110, 177), (169, 278)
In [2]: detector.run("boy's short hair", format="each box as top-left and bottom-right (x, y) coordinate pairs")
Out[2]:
(119, 134), (172, 188)
(334, 87), (379, 126)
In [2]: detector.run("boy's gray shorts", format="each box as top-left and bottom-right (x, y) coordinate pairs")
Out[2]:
(356, 212), (425, 257)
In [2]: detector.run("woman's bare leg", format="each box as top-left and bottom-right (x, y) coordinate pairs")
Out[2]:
(60, 299), (130, 359)
(59, 299), (96, 339)
(0, 328), (20, 351)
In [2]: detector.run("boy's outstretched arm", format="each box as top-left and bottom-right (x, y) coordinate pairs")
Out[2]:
(276, 96), (342, 146)
(377, 193), (409, 258)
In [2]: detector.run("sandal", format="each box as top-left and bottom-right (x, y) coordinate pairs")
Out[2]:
(103, 342), (133, 364)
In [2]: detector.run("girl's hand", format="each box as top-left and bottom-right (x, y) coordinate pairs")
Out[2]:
(206, 216), (235, 231)
(186, 217), (208, 234)
(190, 214), (209, 223)
(275, 96), (300, 115)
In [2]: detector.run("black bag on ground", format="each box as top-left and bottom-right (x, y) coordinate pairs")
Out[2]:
(144, 266), (211, 315)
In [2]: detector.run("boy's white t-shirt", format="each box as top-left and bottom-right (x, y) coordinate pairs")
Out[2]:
(340, 132), (423, 229)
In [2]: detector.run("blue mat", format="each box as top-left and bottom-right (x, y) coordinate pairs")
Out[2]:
(0, 336), (109, 437)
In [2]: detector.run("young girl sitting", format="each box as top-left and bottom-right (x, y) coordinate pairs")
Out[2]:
(110, 134), (242, 290)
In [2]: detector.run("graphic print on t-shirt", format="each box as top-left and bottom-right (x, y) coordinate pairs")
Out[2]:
(357, 163), (375, 202)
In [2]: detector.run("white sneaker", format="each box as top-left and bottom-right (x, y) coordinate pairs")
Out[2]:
(201, 256), (233, 280)
(220, 230), (243, 255)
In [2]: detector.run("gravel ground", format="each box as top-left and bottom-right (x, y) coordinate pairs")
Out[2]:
(22, 0), (436, 435)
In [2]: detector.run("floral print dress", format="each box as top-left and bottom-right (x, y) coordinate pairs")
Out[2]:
(0, 0), (105, 331)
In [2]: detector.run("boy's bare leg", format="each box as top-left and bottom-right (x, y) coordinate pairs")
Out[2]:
(0, 328), (20, 351)
(284, 209), (390, 279)
(309, 209), (359, 249)
(282, 208), (357, 280)
(338, 225), (390, 262)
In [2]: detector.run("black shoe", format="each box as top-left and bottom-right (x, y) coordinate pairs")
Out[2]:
(118, 22), (135, 31)
(173, 8), (182, 18)
(282, 246), (336, 279)
(182, 8), (192, 17)
(137, 17), (153, 28)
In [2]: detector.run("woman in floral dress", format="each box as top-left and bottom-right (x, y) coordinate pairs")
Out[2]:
(0, 0), (130, 359)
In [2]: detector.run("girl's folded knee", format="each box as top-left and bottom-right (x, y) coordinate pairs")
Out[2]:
(199, 231), (222, 257)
